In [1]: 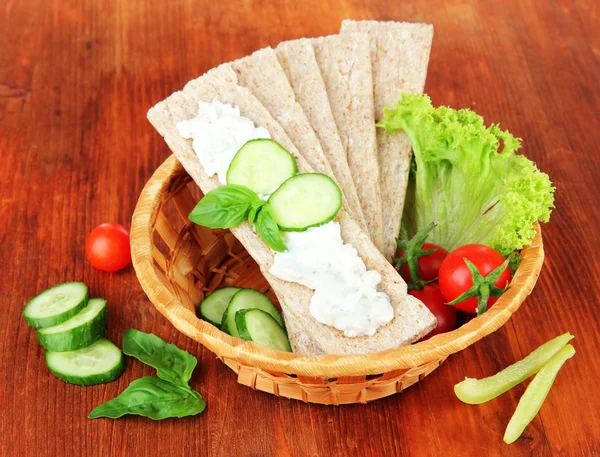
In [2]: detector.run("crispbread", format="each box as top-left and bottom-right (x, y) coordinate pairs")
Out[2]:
(148, 84), (322, 354)
(230, 48), (333, 178)
(229, 48), (359, 225)
(311, 33), (385, 254)
(283, 312), (324, 355)
(340, 20), (434, 260)
(147, 69), (436, 355)
(275, 39), (368, 234)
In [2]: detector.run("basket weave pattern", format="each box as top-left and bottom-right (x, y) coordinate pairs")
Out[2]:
(131, 155), (544, 405)
(227, 359), (445, 404)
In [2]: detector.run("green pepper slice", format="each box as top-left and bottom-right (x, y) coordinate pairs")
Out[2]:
(503, 344), (575, 444)
(454, 332), (574, 404)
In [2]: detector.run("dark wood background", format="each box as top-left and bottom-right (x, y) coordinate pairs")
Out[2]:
(2, 0), (599, 456)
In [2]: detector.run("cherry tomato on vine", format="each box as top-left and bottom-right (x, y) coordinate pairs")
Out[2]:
(409, 284), (456, 339)
(397, 242), (448, 283)
(85, 223), (131, 272)
(439, 244), (511, 314)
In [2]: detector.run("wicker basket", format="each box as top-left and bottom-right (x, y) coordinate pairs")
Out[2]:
(131, 155), (544, 405)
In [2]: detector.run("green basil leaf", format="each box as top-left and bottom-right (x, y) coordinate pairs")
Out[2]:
(189, 184), (259, 228)
(88, 376), (205, 420)
(122, 329), (197, 388)
(248, 200), (267, 229)
(255, 205), (287, 252)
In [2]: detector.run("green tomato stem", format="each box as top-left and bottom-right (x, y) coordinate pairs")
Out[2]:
(477, 284), (490, 315)
(394, 221), (439, 290)
(447, 254), (513, 314)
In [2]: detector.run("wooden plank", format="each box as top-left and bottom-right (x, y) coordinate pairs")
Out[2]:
(0, 0), (599, 456)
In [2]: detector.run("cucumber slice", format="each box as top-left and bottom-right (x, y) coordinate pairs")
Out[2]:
(37, 298), (108, 352)
(221, 289), (284, 338)
(226, 139), (297, 195)
(235, 309), (291, 352)
(200, 287), (241, 327)
(45, 338), (125, 386)
(23, 282), (89, 328)
(268, 173), (342, 231)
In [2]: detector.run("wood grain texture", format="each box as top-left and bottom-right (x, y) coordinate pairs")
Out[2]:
(1, 0), (599, 456)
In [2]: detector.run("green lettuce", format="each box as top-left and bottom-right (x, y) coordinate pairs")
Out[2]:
(378, 94), (554, 255)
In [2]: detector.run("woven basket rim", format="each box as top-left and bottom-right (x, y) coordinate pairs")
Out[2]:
(131, 155), (545, 377)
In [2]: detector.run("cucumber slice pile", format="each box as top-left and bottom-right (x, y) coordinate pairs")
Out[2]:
(37, 298), (108, 352)
(200, 287), (240, 327)
(221, 289), (284, 337)
(235, 309), (292, 352)
(23, 282), (89, 328)
(23, 281), (125, 387)
(226, 139), (297, 195)
(201, 287), (291, 351)
(45, 339), (126, 386)
(269, 173), (342, 231)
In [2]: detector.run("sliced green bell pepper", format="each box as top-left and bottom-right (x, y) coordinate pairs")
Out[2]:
(455, 332), (574, 404)
(504, 344), (575, 444)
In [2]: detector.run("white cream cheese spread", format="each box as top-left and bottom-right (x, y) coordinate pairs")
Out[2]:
(177, 100), (270, 184)
(269, 222), (394, 337)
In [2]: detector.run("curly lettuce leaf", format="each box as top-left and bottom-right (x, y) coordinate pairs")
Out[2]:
(378, 94), (554, 255)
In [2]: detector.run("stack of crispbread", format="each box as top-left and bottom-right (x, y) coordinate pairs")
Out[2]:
(148, 20), (436, 355)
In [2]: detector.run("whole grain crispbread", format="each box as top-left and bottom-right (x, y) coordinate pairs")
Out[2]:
(229, 48), (362, 225)
(340, 20), (434, 260)
(310, 33), (385, 254)
(147, 67), (435, 355)
(275, 39), (368, 234)
(231, 48), (334, 179)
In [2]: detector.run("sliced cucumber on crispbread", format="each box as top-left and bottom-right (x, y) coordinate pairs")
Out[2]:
(226, 139), (297, 195)
(269, 173), (342, 231)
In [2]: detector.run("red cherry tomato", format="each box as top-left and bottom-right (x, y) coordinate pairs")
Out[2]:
(397, 242), (448, 283)
(410, 284), (457, 340)
(85, 223), (131, 272)
(438, 244), (511, 314)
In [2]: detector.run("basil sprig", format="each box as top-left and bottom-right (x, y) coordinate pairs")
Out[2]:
(122, 329), (197, 388)
(188, 184), (258, 228)
(254, 205), (287, 252)
(88, 376), (205, 420)
(247, 200), (265, 228)
(189, 184), (287, 252)
(89, 330), (205, 420)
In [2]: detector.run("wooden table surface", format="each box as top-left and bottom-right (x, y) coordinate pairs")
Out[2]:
(2, 0), (599, 456)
